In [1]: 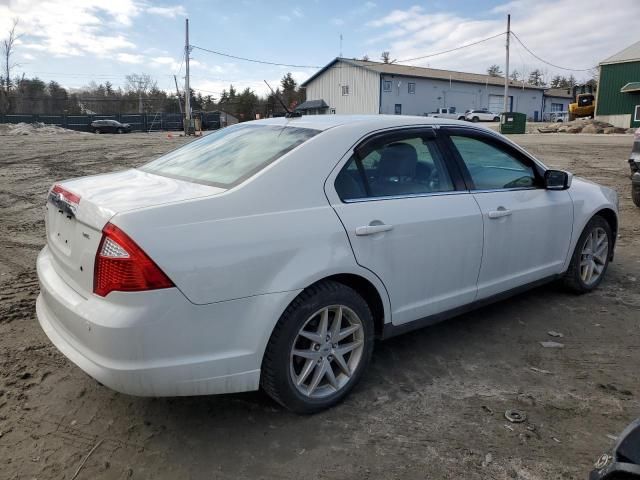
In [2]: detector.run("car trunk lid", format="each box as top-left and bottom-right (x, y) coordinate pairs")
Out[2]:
(45, 169), (225, 297)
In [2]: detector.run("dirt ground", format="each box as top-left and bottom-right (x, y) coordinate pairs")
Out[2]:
(0, 130), (639, 480)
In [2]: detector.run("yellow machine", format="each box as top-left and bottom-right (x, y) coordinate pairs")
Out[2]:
(568, 85), (596, 120)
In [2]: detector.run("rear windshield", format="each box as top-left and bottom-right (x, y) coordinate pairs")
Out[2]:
(141, 124), (320, 187)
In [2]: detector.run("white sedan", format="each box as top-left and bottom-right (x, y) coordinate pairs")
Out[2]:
(37, 115), (618, 413)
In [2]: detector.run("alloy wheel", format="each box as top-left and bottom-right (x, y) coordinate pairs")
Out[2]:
(289, 305), (364, 399)
(580, 226), (608, 285)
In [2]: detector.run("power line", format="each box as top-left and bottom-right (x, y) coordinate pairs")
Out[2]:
(191, 45), (323, 69)
(510, 31), (592, 72)
(396, 32), (506, 63)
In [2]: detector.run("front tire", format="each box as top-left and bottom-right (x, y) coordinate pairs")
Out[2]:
(472, 116), (480, 122)
(117, 128), (124, 134)
(562, 215), (612, 293)
(493, 116), (500, 122)
(261, 281), (374, 414)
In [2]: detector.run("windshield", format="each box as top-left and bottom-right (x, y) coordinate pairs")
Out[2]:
(141, 123), (320, 187)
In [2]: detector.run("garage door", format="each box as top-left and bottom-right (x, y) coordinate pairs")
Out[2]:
(488, 95), (513, 113)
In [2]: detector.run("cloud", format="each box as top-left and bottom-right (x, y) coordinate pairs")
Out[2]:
(146, 5), (187, 18)
(363, 0), (640, 81)
(292, 7), (303, 18)
(117, 53), (145, 64)
(330, 18), (345, 26)
(0, 0), (139, 58)
(278, 15), (291, 22)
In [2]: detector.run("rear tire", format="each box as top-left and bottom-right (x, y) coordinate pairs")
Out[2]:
(117, 128), (123, 134)
(261, 281), (374, 414)
(493, 116), (500, 122)
(94, 128), (101, 134)
(632, 183), (640, 207)
(562, 215), (612, 293)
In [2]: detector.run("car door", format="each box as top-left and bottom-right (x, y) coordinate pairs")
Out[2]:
(443, 127), (574, 299)
(327, 127), (484, 326)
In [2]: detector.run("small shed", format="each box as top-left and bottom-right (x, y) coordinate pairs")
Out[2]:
(295, 99), (330, 115)
(596, 40), (640, 128)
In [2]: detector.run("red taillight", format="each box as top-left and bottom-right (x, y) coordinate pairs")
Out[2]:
(94, 223), (174, 297)
(52, 184), (81, 205)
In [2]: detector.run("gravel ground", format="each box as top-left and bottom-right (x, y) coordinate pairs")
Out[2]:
(0, 130), (638, 480)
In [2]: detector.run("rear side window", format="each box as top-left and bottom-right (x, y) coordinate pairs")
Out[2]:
(335, 133), (454, 201)
(141, 124), (319, 187)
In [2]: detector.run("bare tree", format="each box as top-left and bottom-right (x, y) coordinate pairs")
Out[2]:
(2, 18), (21, 92)
(380, 51), (390, 63)
(125, 73), (157, 113)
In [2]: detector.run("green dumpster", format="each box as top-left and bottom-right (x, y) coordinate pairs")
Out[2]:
(500, 112), (526, 134)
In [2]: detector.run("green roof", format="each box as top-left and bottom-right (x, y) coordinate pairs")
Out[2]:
(621, 82), (640, 93)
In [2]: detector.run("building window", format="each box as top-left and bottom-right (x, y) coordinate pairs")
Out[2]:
(635, 105), (640, 122)
(342, 85), (349, 96)
(408, 82), (416, 94)
(551, 103), (563, 112)
(383, 80), (392, 92)
(394, 104), (402, 115)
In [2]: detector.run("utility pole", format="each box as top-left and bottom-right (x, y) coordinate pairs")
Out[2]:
(173, 74), (183, 117)
(339, 33), (343, 57)
(503, 14), (510, 115)
(184, 18), (191, 135)
(138, 82), (143, 114)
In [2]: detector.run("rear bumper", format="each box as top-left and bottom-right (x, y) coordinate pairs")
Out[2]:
(36, 246), (300, 396)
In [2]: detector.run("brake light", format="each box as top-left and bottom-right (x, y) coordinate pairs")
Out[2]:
(51, 184), (81, 205)
(94, 223), (174, 297)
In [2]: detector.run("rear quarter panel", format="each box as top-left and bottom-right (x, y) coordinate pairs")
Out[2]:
(111, 124), (392, 321)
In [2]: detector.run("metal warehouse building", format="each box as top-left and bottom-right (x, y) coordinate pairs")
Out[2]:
(596, 40), (640, 128)
(300, 58), (548, 119)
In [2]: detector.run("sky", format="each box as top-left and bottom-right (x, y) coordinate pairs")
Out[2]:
(1, 0), (639, 98)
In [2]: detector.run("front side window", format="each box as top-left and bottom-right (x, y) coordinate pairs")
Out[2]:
(450, 135), (537, 190)
(335, 133), (454, 201)
(383, 80), (392, 92)
(408, 82), (416, 94)
(342, 85), (349, 96)
(141, 124), (319, 187)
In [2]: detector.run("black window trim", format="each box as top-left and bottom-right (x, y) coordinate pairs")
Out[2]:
(335, 126), (468, 203)
(440, 126), (546, 192)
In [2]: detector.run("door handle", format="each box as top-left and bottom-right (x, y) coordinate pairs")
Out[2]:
(488, 207), (512, 219)
(355, 224), (394, 236)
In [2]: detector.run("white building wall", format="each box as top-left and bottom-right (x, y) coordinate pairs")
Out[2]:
(304, 61), (380, 114)
(379, 75), (544, 119)
(542, 96), (572, 117)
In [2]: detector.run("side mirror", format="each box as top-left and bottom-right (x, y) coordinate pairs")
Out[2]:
(544, 169), (572, 190)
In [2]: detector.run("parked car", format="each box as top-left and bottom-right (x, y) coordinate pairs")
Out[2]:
(630, 127), (640, 207)
(465, 109), (501, 122)
(89, 119), (132, 134)
(550, 111), (570, 123)
(37, 116), (618, 413)
(428, 107), (466, 120)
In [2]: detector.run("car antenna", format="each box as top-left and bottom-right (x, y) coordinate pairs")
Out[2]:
(264, 80), (301, 118)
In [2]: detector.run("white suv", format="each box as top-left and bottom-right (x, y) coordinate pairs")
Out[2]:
(465, 109), (501, 122)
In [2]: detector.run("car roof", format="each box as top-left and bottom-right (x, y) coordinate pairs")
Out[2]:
(249, 114), (463, 132)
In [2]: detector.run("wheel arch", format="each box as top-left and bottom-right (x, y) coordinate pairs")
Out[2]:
(594, 207), (618, 259)
(320, 273), (386, 338)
